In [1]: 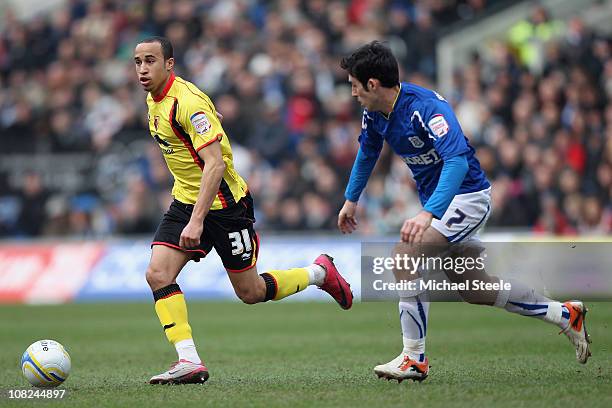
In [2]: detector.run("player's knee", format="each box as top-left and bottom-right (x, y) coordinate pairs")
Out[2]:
(145, 265), (172, 290)
(458, 290), (495, 305)
(235, 286), (264, 304)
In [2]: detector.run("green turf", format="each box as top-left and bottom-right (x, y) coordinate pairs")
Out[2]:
(0, 301), (610, 407)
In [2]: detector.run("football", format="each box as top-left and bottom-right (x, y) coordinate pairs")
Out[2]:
(21, 340), (71, 388)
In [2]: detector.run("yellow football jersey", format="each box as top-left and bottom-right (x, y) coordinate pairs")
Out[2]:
(145, 73), (248, 209)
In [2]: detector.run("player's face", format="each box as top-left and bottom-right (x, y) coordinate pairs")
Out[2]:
(133, 42), (173, 94)
(348, 75), (379, 111)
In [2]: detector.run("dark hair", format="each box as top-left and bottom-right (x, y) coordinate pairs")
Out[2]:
(139, 36), (174, 60)
(340, 41), (399, 89)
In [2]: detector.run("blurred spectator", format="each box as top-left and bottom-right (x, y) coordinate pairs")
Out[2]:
(16, 172), (48, 236)
(467, 7), (611, 235)
(114, 173), (160, 234)
(507, 5), (564, 74)
(0, 0), (610, 238)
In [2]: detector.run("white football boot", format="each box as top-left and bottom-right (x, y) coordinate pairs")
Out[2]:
(560, 301), (592, 364)
(149, 359), (209, 384)
(374, 352), (429, 383)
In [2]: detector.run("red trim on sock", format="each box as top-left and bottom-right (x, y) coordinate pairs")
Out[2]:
(158, 291), (183, 300)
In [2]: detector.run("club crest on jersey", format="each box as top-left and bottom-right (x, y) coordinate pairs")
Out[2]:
(154, 115), (159, 131)
(408, 136), (424, 148)
(190, 111), (211, 135)
(428, 114), (449, 138)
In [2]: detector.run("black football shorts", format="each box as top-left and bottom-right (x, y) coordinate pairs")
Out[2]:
(152, 193), (259, 272)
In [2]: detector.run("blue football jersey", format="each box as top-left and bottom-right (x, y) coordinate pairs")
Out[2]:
(358, 82), (490, 205)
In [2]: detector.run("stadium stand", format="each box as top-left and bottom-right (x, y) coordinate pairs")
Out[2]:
(0, 0), (610, 237)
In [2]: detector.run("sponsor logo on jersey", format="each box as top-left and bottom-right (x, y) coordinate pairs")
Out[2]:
(154, 134), (170, 147)
(428, 114), (449, 138)
(408, 136), (424, 148)
(402, 148), (441, 165)
(153, 134), (174, 154)
(190, 111), (211, 135)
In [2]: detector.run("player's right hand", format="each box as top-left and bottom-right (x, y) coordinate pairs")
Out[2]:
(180, 220), (203, 249)
(338, 200), (358, 234)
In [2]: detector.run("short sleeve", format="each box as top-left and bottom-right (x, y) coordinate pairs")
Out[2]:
(419, 98), (469, 160)
(181, 97), (224, 151)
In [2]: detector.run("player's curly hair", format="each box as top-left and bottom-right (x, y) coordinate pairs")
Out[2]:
(340, 41), (399, 89)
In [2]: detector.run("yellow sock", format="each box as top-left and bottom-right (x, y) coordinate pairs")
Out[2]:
(261, 268), (309, 301)
(153, 284), (192, 344)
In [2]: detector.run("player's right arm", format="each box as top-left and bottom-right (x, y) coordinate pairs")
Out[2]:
(177, 96), (226, 249)
(180, 140), (225, 249)
(338, 111), (383, 234)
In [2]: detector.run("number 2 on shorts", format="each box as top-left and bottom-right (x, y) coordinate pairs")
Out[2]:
(446, 209), (467, 227)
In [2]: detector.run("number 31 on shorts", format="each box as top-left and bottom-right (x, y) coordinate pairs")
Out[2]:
(228, 229), (252, 255)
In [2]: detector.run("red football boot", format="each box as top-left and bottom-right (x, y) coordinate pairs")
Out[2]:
(314, 254), (353, 310)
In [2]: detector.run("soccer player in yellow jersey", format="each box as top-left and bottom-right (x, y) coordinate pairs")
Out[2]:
(134, 37), (354, 384)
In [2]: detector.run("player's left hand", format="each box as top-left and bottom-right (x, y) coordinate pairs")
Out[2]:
(180, 220), (203, 249)
(400, 211), (433, 243)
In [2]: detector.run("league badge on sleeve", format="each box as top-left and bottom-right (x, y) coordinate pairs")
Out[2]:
(428, 114), (449, 138)
(190, 111), (212, 135)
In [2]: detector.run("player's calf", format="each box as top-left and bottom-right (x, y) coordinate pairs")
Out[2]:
(233, 279), (267, 304)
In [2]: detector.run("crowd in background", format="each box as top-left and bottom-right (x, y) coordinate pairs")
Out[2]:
(0, 0), (610, 238)
(456, 6), (612, 234)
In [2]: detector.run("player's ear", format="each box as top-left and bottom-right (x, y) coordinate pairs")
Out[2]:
(165, 57), (175, 71)
(367, 79), (377, 91)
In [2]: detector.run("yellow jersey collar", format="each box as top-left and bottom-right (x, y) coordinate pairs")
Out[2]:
(382, 83), (402, 120)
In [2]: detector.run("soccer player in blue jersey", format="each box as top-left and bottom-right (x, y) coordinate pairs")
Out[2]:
(338, 41), (591, 382)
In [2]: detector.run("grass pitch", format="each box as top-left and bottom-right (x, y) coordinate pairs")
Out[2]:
(1, 301), (611, 407)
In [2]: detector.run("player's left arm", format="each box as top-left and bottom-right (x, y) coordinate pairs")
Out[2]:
(178, 101), (226, 249)
(401, 98), (470, 243)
